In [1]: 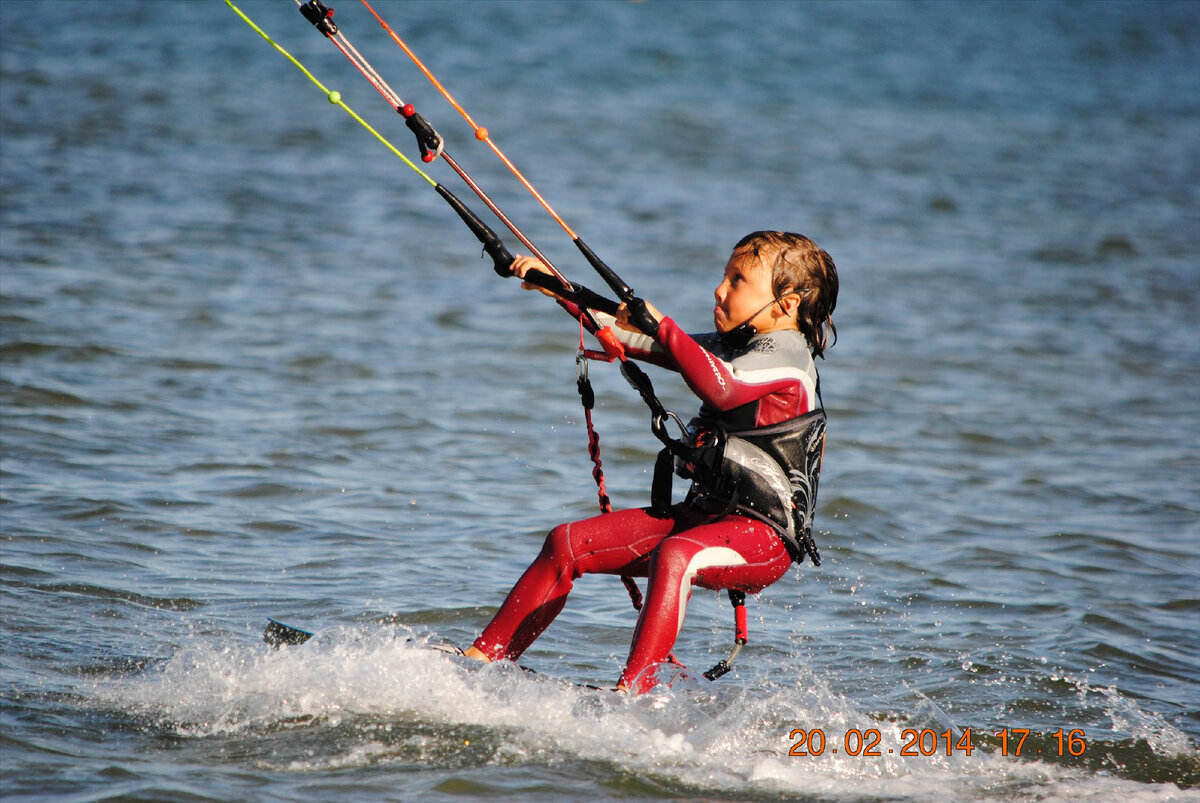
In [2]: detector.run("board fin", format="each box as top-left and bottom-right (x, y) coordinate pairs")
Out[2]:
(264, 618), (314, 647)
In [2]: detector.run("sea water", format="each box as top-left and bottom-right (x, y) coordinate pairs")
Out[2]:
(2, 1), (1198, 799)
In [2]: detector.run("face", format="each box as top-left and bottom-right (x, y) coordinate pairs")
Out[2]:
(712, 247), (778, 333)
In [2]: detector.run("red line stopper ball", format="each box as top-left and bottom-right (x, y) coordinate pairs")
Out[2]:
(400, 103), (415, 119)
(422, 151), (436, 163)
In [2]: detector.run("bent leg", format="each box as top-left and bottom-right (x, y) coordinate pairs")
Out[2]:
(619, 516), (792, 692)
(473, 507), (689, 661)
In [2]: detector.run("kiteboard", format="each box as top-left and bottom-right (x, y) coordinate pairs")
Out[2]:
(261, 619), (629, 690)
(265, 618), (467, 658)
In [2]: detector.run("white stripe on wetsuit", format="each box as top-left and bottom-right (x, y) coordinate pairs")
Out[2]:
(674, 546), (747, 635)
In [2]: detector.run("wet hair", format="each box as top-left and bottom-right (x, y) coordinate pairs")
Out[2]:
(734, 230), (839, 358)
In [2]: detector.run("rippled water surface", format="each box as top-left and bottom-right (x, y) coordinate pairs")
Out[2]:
(2, 1), (1198, 800)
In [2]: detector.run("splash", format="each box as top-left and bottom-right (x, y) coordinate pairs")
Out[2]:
(1099, 684), (1194, 758)
(89, 625), (1198, 800)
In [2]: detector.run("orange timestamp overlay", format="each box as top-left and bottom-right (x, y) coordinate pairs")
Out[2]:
(787, 727), (1088, 758)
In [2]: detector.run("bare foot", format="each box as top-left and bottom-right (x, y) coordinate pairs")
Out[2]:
(462, 645), (492, 662)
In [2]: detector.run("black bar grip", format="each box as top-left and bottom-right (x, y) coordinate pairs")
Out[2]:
(435, 184), (514, 276)
(574, 238), (633, 301)
(624, 296), (660, 338)
(521, 271), (620, 316)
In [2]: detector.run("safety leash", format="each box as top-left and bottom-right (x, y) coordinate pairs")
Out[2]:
(573, 329), (688, 669)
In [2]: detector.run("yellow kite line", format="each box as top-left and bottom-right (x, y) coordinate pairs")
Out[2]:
(224, 0), (436, 187)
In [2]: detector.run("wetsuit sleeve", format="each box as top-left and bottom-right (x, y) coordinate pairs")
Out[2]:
(590, 313), (813, 419)
(590, 311), (679, 370)
(653, 317), (748, 410)
(655, 317), (812, 417)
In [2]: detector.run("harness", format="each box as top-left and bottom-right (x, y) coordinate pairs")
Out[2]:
(650, 409), (826, 568)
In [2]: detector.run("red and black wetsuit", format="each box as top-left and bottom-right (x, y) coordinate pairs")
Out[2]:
(473, 316), (821, 691)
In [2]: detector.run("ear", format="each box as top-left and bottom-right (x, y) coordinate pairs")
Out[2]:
(776, 290), (803, 320)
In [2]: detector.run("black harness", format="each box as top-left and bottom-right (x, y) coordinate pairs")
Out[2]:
(649, 408), (826, 566)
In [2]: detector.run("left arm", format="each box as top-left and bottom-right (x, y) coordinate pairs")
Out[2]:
(654, 318), (809, 414)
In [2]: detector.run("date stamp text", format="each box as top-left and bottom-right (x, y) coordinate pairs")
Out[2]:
(787, 727), (1087, 758)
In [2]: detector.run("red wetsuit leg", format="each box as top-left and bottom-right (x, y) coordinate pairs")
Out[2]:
(473, 507), (702, 661)
(618, 515), (792, 693)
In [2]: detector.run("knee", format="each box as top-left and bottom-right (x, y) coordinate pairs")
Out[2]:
(538, 523), (576, 571)
(647, 538), (694, 584)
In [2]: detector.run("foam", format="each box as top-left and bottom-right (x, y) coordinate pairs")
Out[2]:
(92, 627), (1198, 800)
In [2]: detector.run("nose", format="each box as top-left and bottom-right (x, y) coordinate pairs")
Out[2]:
(714, 278), (728, 303)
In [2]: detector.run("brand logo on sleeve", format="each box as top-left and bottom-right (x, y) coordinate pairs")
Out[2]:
(704, 352), (727, 389)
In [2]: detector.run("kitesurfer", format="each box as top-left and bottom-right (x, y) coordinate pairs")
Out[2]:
(464, 231), (838, 692)
(230, 3), (839, 691)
